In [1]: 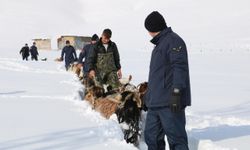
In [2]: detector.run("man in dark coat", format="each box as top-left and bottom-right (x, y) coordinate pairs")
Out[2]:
(87, 29), (122, 89)
(144, 11), (191, 150)
(30, 42), (39, 61)
(20, 44), (30, 61)
(61, 40), (77, 70)
(78, 34), (99, 75)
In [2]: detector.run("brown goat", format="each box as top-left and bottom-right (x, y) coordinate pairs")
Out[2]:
(84, 86), (105, 106)
(93, 94), (122, 119)
(84, 80), (147, 119)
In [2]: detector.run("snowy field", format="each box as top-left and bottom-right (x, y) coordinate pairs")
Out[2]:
(0, 49), (249, 150)
(0, 51), (137, 150)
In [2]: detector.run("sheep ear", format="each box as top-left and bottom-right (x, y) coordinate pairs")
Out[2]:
(129, 75), (132, 81)
(134, 93), (142, 108)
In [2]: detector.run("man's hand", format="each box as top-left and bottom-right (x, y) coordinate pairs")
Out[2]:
(89, 70), (96, 79)
(117, 69), (122, 79)
(169, 89), (181, 113)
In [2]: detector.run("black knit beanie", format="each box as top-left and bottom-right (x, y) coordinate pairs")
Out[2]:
(91, 34), (99, 41)
(144, 11), (167, 32)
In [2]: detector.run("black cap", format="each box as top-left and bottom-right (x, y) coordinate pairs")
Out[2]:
(102, 29), (112, 38)
(91, 34), (99, 41)
(144, 11), (167, 32)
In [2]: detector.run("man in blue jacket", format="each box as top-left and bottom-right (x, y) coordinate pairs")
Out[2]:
(61, 40), (77, 70)
(144, 11), (191, 150)
(78, 34), (99, 76)
(19, 44), (30, 61)
(30, 42), (39, 61)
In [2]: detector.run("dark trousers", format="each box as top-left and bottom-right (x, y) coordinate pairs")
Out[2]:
(65, 65), (70, 71)
(31, 55), (38, 61)
(144, 107), (189, 150)
(65, 60), (74, 71)
(22, 56), (28, 61)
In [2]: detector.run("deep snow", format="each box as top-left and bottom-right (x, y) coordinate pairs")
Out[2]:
(0, 50), (250, 150)
(0, 51), (137, 150)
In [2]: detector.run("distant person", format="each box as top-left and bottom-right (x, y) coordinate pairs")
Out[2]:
(144, 11), (191, 150)
(78, 34), (99, 77)
(61, 40), (77, 70)
(30, 42), (39, 61)
(87, 29), (122, 90)
(19, 43), (30, 61)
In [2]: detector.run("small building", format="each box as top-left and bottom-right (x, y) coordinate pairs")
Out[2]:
(33, 39), (52, 50)
(57, 36), (91, 50)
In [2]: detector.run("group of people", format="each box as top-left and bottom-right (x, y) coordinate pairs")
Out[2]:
(61, 28), (122, 90)
(19, 42), (39, 61)
(60, 11), (191, 150)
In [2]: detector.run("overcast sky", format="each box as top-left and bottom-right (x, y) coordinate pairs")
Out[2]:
(0, 0), (250, 51)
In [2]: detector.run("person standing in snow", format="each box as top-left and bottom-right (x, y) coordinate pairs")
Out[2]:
(144, 11), (191, 150)
(30, 42), (39, 61)
(78, 34), (99, 77)
(61, 40), (77, 70)
(87, 29), (122, 90)
(19, 43), (30, 61)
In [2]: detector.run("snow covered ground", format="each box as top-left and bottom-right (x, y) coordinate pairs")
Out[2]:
(0, 49), (249, 150)
(0, 51), (138, 150)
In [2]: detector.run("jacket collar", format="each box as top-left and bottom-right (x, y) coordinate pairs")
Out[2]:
(150, 27), (172, 45)
(97, 38), (112, 47)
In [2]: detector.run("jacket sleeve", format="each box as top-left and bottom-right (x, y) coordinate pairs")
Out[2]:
(78, 50), (85, 63)
(20, 48), (23, 54)
(113, 43), (121, 70)
(86, 45), (97, 72)
(26, 47), (30, 56)
(61, 48), (65, 59)
(169, 39), (189, 90)
(35, 47), (39, 55)
(73, 47), (77, 60)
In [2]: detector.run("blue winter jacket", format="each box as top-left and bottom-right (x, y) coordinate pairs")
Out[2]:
(61, 45), (77, 67)
(145, 27), (191, 108)
(78, 44), (93, 73)
(30, 45), (38, 56)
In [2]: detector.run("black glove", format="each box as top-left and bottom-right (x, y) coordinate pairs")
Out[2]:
(169, 90), (181, 113)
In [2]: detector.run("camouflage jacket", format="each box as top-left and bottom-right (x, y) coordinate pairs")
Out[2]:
(86, 39), (121, 72)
